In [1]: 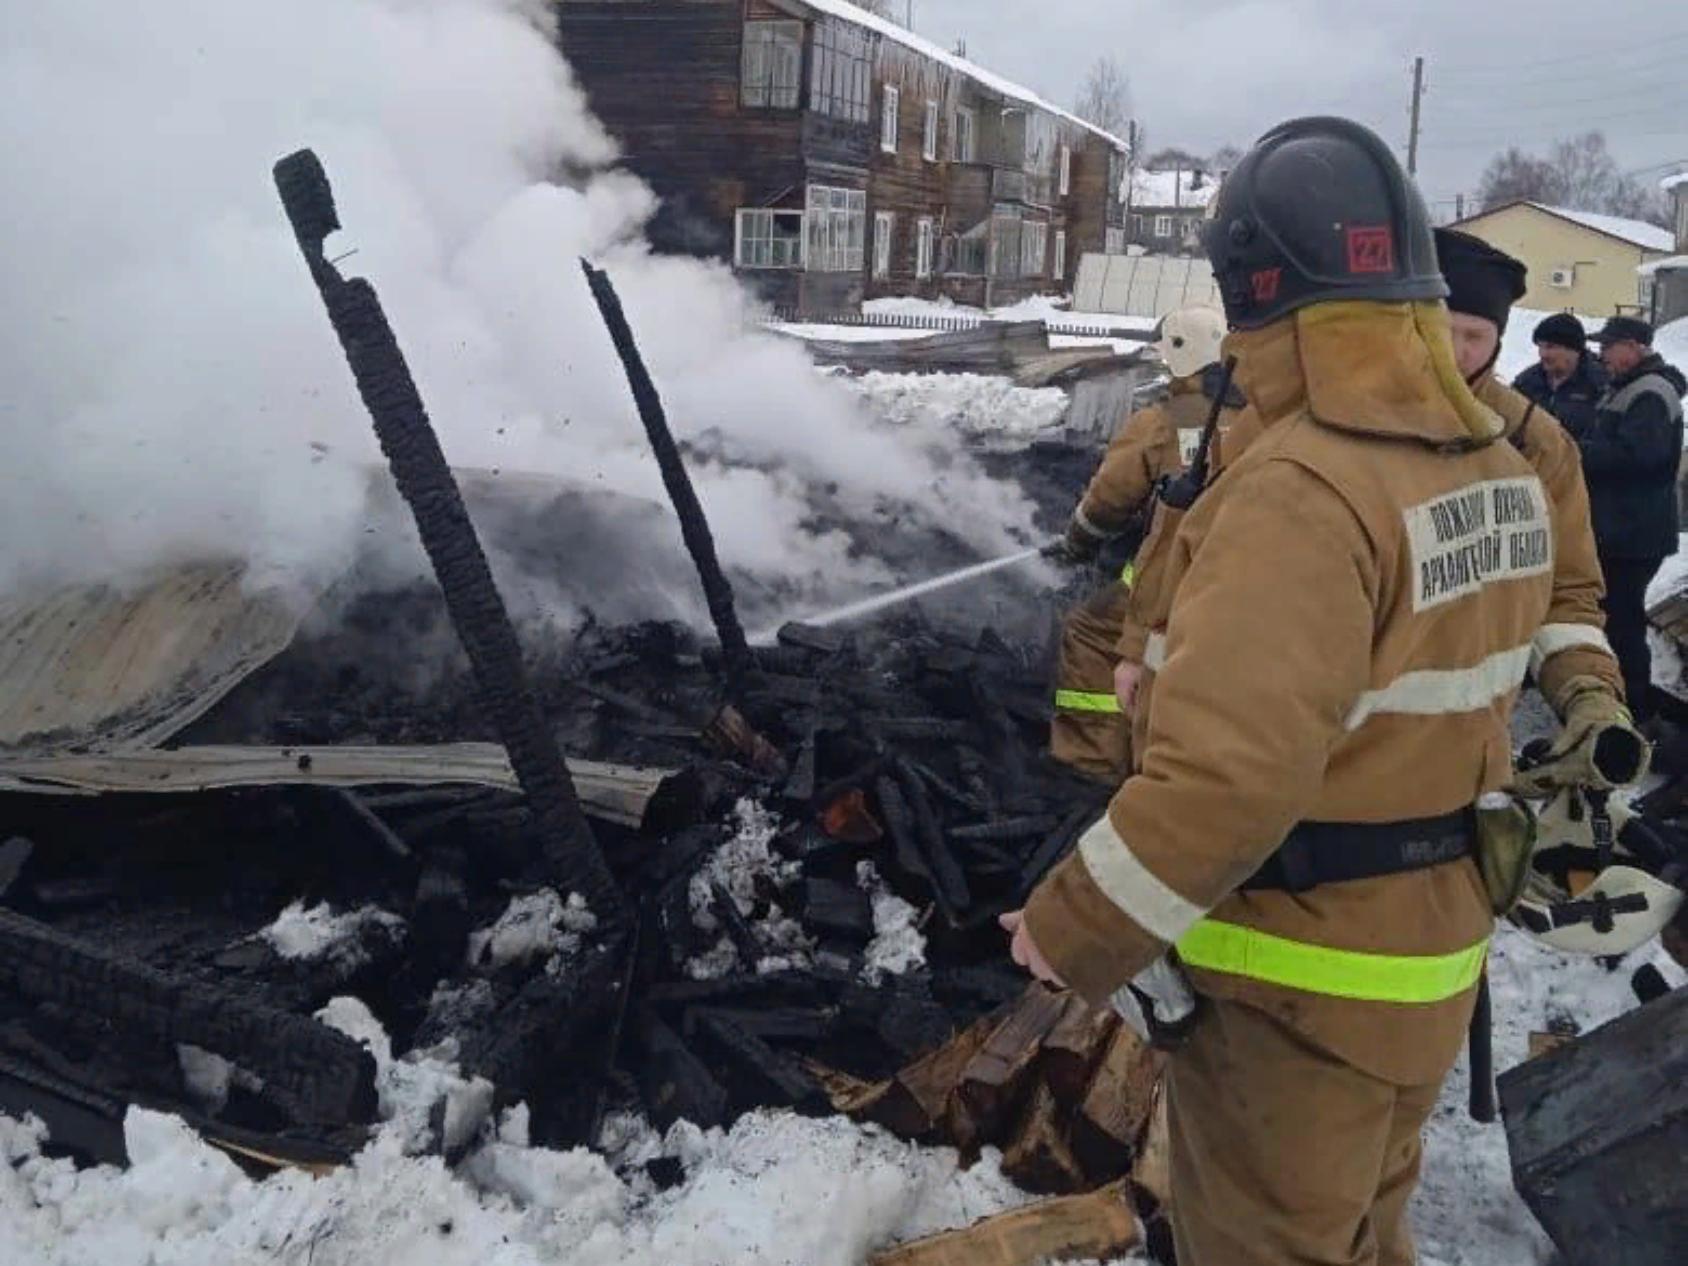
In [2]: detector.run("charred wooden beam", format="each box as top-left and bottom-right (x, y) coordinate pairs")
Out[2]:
(580, 261), (752, 687)
(894, 760), (969, 917)
(634, 1010), (728, 1131)
(708, 880), (764, 969)
(0, 836), (33, 898)
(703, 705), (788, 780)
(273, 149), (622, 924)
(1072, 1026), (1163, 1184)
(802, 877), (875, 945)
(692, 1011), (824, 1111)
(951, 816), (1061, 844)
(1020, 804), (1104, 898)
(0, 908), (375, 1129)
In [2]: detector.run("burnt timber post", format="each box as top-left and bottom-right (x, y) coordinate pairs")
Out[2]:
(273, 148), (624, 925)
(579, 260), (754, 688)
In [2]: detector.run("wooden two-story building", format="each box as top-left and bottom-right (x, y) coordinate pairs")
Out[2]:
(555, 0), (1131, 313)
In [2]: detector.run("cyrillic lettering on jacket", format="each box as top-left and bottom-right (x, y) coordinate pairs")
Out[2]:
(1406, 476), (1552, 612)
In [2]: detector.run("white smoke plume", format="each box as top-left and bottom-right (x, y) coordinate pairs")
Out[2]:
(0, 0), (1043, 632)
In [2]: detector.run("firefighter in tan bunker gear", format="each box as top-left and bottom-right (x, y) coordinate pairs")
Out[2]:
(1050, 306), (1242, 782)
(1004, 117), (1593, 1266)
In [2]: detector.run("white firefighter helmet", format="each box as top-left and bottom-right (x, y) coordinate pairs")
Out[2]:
(1152, 306), (1227, 379)
(1512, 787), (1686, 956)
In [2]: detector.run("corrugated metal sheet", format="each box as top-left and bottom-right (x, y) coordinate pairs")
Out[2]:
(0, 563), (305, 757)
(0, 744), (680, 829)
(1074, 253), (1222, 320)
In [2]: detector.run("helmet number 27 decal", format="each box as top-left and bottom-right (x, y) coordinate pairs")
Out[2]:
(1346, 225), (1396, 274)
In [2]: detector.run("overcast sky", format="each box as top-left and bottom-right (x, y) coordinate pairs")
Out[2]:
(898, 0), (1688, 217)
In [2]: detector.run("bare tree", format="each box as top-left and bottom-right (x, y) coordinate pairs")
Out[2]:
(1146, 147), (1204, 171)
(1478, 147), (1563, 210)
(1209, 144), (1245, 174)
(1549, 132), (1621, 212)
(1075, 56), (1132, 139)
(1478, 132), (1672, 228)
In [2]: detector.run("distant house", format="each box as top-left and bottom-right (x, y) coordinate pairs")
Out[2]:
(1449, 201), (1672, 318)
(554, 0), (1131, 314)
(1644, 172), (1688, 327)
(1124, 167), (1217, 256)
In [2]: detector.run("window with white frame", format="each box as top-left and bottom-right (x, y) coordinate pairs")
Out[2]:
(735, 209), (805, 270)
(740, 22), (803, 110)
(880, 86), (900, 154)
(1105, 226), (1126, 255)
(916, 218), (935, 278)
(1059, 145), (1072, 197)
(952, 107), (976, 163)
(873, 211), (895, 278)
(923, 101), (939, 162)
(1021, 220), (1048, 277)
(1054, 230), (1067, 278)
(1154, 214), (1173, 237)
(806, 185), (867, 272)
(810, 19), (871, 123)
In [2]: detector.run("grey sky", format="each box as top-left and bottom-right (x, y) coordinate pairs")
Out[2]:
(898, 0), (1688, 217)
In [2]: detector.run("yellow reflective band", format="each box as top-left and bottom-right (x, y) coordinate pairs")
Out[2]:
(1120, 561), (1137, 586)
(1175, 919), (1489, 1005)
(1055, 689), (1122, 715)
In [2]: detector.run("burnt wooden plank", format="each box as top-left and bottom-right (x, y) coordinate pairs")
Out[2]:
(1002, 1080), (1086, 1195)
(1500, 985), (1688, 1266)
(951, 984), (1069, 1150)
(1072, 1027), (1163, 1184)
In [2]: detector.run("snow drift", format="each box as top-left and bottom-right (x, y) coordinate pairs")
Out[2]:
(0, 0), (1042, 633)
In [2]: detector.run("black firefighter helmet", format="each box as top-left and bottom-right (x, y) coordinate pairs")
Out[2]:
(1203, 116), (1447, 330)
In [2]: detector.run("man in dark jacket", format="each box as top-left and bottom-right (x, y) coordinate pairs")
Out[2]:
(1514, 312), (1608, 432)
(1578, 315), (1687, 719)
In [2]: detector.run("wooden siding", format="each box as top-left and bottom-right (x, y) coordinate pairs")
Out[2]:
(557, 2), (807, 259)
(557, 0), (1126, 311)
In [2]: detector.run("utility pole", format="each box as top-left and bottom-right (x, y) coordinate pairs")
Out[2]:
(1407, 56), (1425, 176)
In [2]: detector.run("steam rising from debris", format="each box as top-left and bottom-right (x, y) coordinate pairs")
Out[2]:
(0, 0), (1042, 630)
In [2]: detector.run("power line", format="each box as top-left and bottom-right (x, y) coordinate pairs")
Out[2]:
(1431, 74), (1688, 112)
(1422, 124), (1688, 152)
(1433, 30), (1688, 77)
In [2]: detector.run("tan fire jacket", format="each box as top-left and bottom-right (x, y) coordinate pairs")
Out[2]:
(1476, 373), (1622, 709)
(1026, 301), (1557, 1086)
(1071, 376), (1242, 548)
(1115, 405), (1263, 667)
(1117, 371), (1620, 725)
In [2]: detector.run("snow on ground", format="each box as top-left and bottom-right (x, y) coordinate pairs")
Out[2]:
(0, 1010), (1080, 1266)
(258, 901), (406, 971)
(686, 800), (816, 979)
(466, 890), (598, 974)
(771, 323), (934, 343)
(856, 862), (927, 984)
(840, 371), (1069, 444)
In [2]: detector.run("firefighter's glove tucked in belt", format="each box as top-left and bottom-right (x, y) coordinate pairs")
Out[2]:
(1515, 677), (1651, 797)
(1044, 516), (1104, 566)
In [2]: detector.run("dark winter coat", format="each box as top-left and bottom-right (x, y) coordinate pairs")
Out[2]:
(1513, 354), (1609, 434)
(1572, 354), (1686, 560)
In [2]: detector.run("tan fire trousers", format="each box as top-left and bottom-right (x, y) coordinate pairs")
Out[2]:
(1050, 580), (1132, 783)
(1168, 999), (1442, 1266)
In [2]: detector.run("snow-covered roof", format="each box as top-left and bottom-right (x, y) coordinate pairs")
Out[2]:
(791, 0), (1129, 153)
(1639, 253), (1688, 277)
(1527, 203), (1674, 252)
(1128, 167), (1218, 210)
(1662, 171), (1688, 193)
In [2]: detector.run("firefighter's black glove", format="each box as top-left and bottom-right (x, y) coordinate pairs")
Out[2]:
(1044, 517), (1103, 566)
